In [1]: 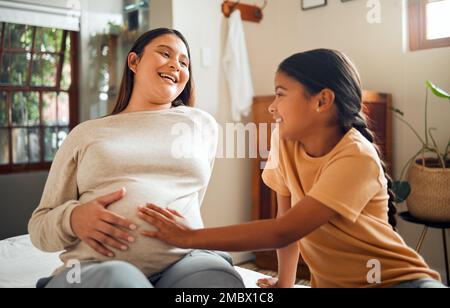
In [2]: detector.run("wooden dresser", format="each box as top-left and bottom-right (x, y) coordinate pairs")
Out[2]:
(252, 91), (393, 279)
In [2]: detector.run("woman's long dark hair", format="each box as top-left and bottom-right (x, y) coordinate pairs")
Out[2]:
(111, 28), (194, 115)
(278, 49), (397, 229)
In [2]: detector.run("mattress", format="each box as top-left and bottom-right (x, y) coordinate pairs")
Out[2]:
(0, 235), (306, 288)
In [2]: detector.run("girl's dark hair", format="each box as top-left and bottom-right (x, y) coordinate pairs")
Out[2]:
(111, 28), (194, 115)
(278, 49), (397, 229)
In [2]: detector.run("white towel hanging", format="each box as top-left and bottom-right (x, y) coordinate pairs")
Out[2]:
(223, 10), (255, 122)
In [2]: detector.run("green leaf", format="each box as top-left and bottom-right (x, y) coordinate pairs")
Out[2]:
(392, 181), (411, 203)
(389, 107), (404, 116)
(426, 80), (450, 100)
(445, 139), (450, 157)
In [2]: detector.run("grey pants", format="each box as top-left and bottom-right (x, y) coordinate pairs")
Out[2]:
(41, 250), (245, 288)
(390, 278), (448, 288)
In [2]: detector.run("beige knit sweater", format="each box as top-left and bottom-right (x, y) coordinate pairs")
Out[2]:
(28, 106), (218, 276)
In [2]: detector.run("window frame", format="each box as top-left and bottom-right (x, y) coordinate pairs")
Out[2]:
(0, 23), (79, 174)
(409, 0), (450, 51)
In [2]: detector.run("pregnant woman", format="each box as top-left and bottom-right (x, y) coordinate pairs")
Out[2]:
(28, 28), (244, 288)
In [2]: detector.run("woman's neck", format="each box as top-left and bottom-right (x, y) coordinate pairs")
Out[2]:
(300, 125), (345, 158)
(122, 91), (172, 114)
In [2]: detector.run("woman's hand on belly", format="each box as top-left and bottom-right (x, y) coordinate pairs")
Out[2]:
(138, 204), (193, 248)
(71, 188), (137, 257)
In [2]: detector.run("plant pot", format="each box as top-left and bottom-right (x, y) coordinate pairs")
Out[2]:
(406, 158), (450, 222)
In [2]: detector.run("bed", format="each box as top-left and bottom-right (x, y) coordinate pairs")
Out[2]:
(0, 235), (306, 288)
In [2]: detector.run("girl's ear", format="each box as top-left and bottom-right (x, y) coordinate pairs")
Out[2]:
(316, 89), (335, 112)
(128, 52), (140, 74)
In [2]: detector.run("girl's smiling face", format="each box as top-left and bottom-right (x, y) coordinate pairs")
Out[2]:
(269, 71), (322, 141)
(129, 34), (190, 106)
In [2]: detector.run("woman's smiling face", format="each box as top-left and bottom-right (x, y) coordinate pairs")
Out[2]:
(130, 34), (190, 106)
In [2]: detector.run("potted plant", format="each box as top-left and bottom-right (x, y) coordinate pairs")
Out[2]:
(392, 81), (450, 222)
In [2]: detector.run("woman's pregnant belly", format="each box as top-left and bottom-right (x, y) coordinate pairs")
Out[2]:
(60, 183), (202, 277)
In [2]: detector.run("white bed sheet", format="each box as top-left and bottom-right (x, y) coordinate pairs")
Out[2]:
(0, 235), (306, 288)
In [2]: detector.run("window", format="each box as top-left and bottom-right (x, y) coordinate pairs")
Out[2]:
(409, 0), (450, 51)
(0, 23), (79, 174)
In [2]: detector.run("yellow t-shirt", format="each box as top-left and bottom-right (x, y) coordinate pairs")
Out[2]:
(262, 128), (440, 288)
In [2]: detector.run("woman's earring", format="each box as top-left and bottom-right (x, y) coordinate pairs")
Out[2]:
(316, 107), (320, 113)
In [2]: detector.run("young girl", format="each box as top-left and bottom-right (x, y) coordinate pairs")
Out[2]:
(28, 28), (244, 288)
(138, 49), (446, 288)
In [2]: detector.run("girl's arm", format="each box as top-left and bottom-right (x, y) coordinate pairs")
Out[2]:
(275, 194), (300, 288)
(258, 193), (300, 288)
(139, 195), (338, 252)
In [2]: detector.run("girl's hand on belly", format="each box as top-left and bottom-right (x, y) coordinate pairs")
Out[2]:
(71, 188), (137, 257)
(138, 204), (193, 248)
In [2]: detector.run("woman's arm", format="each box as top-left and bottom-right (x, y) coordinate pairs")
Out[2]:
(28, 132), (83, 252)
(139, 195), (338, 252)
(28, 128), (135, 256)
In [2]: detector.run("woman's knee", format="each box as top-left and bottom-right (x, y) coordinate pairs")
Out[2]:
(156, 250), (244, 288)
(90, 261), (152, 288)
(175, 270), (245, 288)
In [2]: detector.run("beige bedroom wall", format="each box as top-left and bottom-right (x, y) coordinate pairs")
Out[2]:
(149, 0), (173, 29)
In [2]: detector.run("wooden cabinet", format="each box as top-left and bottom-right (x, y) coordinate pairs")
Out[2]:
(252, 91), (393, 279)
